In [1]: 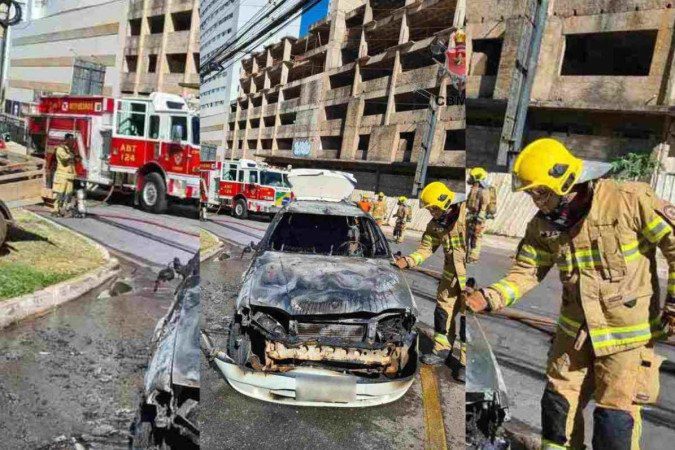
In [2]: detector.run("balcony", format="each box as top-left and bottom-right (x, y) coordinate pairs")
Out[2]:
(170, 0), (195, 13)
(163, 73), (185, 91)
(138, 74), (159, 93)
(143, 34), (163, 53)
(121, 73), (136, 92)
(165, 31), (191, 54)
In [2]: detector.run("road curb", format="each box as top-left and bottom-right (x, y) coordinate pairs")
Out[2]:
(200, 229), (225, 262)
(0, 210), (120, 329)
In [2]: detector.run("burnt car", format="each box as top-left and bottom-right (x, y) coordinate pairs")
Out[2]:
(217, 173), (419, 406)
(466, 315), (510, 449)
(131, 253), (200, 449)
(0, 199), (13, 247)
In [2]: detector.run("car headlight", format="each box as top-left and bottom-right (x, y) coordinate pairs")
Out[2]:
(252, 310), (286, 336)
(376, 314), (415, 342)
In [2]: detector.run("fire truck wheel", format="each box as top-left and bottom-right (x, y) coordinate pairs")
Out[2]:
(140, 172), (168, 214)
(0, 215), (7, 247)
(232, 198), (248, 220)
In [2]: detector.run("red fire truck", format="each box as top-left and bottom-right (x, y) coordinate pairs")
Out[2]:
(27, 92), (200, 213)
(200, 150), (292, 219)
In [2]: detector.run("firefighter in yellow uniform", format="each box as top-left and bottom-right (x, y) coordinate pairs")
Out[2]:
(393, 196), (411, 243)
(464, 138), (674, 449)
(52, 134), (77, 217)
(372, 192), (388, 225)
(466, 167), (491, 263)
(394, 182), (467, 382)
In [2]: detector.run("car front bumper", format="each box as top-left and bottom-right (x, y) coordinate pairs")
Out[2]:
(214, 359), (414, 407)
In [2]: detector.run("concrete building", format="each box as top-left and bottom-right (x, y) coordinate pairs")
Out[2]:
(465, 0), (675, 172)
(200, 0), (301, 145)
(224, 0), (466, 196)
(4, 0), (128, 115)
(120, 0), (200, 97)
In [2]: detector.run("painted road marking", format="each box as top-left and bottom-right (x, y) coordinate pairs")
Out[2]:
(420, 364), (448, 450)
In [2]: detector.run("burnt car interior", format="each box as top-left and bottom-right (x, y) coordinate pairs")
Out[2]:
(266, 212), (388, 257)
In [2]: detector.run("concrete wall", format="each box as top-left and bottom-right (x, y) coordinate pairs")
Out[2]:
(6, 0), (128, 105)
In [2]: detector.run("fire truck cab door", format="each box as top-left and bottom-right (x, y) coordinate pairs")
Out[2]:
(244, 170), (259, 197)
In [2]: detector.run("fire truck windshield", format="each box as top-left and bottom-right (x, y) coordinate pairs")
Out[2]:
(261, 171), (290, 188)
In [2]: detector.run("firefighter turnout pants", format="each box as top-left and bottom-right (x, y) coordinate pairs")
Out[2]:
(52, 176), (74, 214)
(467, 218), (484, 262)
(394, 220), (407, 243)
(434, 273), (466, 365)
(541, 330), (663, 450)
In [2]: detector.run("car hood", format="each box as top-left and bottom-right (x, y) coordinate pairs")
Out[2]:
(239, 252), (417, 316)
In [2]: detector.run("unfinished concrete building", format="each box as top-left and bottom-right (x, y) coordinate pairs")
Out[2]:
(224, 0), (466, 195)
(466, 0), (675, 172)
(121, 0), (200, 96)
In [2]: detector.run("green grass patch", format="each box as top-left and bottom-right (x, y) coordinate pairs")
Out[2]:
(0, 210), (106, 300)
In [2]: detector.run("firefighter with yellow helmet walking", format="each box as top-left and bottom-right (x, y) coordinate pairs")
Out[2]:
(394, 182), (467, 381)
(393, 196), (412, 243)
(372, 192), (388, 225)
(52, 133), (77, 217)
(466, 167), (493, 262)
(463, 138), (673, 449)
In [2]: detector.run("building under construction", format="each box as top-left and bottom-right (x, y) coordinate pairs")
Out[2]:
(223, 0), (466, 195)
(120, 0), (200, 96)
(466, 0), (675, 173)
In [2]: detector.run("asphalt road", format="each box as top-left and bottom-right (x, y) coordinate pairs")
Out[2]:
(472, 239), (675, 449)
(28, 194), (200, 269)
(198, 219), (465, 449)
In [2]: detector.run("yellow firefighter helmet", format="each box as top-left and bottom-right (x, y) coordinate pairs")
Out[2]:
(419, 182), (459, 211)
(398, 196), (407, 203)
(512, 138), (583, 196)
(454, 30), (466, 44)
(469, 167), (488, 182)
(378, 192), (385, 198)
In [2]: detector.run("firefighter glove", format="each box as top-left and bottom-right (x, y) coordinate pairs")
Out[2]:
(463, 288), (489, 313)
(393, 255), (409, 269)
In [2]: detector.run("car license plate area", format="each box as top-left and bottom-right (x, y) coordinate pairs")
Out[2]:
(295, 372), (357, 403)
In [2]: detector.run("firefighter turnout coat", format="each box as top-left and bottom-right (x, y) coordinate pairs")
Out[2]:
(483, 179), (671, 357)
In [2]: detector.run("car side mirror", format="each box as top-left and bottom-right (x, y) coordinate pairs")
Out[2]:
(241, 240), (258, 258)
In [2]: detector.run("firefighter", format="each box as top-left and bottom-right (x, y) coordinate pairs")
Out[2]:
(394, 182), (467, 382)
(372, 192), (388, 225)
(466, 167), (491, 263)
(52, 134), (77, 217)
(463, 138), (673, 449)
(357, 193), (373, 213)
(393, 196), (411, 243)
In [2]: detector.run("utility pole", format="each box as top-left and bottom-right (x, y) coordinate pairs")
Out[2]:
(412, 97), (438, 197)
(496, 0), (549, 168)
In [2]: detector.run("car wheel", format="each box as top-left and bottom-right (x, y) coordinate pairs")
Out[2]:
(232, 198), (248, 220)
(227, 322), (250, 365)
(0, 215), (7, 247)
(140, 172), (168, 214)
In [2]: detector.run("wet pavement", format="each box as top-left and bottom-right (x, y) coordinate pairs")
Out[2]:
(0, 261), (181, 449)
(199, 240), (465, 450)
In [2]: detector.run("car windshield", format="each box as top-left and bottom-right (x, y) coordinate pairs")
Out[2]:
(261, 171), (290, 188)
(266, 212), (389, 258)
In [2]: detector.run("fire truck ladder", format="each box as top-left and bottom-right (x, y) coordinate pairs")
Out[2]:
(496, 0), (549, 168)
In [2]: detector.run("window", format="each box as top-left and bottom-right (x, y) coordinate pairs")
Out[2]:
(148, 54), (158, 73)
(191, 116), (200, 145)
(149, 115), (160, 139)
(561, 31), (657, 76)
(71, 59), (105, 95)
(261, 171), (290, 187)
(116, 101), (147, 137)
(471, 39), (503, 76)
(170, 116), (188, 141)
(222, 165), (237, 181)
(248, 171), (258, 183)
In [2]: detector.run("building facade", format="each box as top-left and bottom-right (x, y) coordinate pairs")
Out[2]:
(224, 0), (466, 195)
(465, 0), (675, 172)
(120, 0), (200, 97)
(5, 0), (128, 116)
(200, 0), (301, 146)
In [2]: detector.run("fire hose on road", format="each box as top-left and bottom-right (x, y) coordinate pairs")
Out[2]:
(412, 266), (675, 347)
